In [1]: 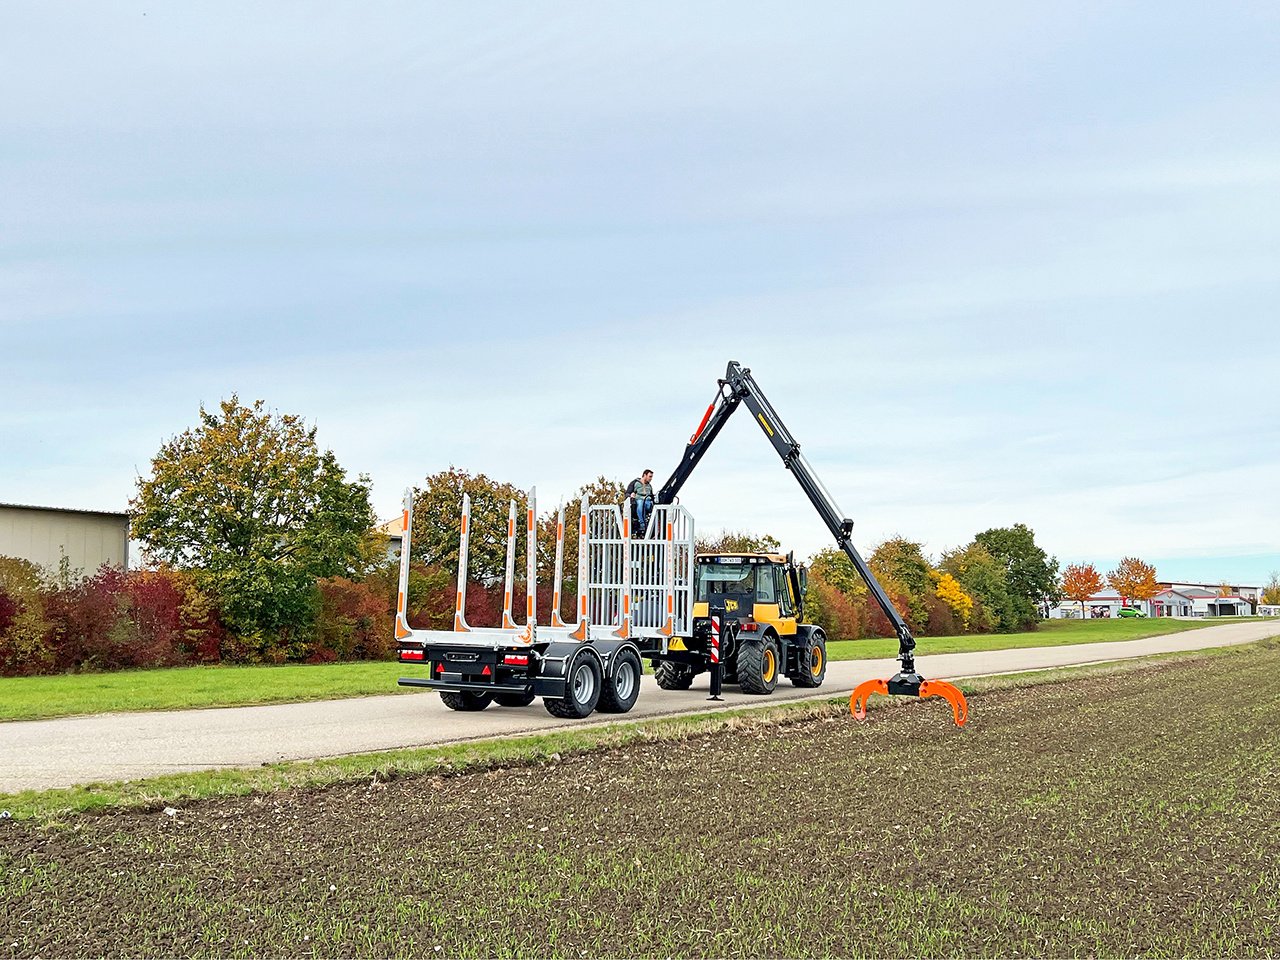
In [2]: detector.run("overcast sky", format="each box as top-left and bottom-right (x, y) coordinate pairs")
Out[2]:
(2, 2), (1277, 584)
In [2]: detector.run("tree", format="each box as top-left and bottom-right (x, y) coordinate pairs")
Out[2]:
(1217, 582), (1233, 597)
(931, 571), (974, 629)
(697, 530), (782, 555)
(132, 398), (375, 649)
(974, 524), (1060, 629)
(868, 537), (932, 626)
(1107, 557), (1158, 606)
(940, 542), (1016, 632)
(1263, 571), (1280, 606)
(1060, 562), (1103, 620)
(410, 467), (529, 586)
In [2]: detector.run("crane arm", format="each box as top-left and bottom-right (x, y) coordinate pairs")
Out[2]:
(658, 361), (921, 674)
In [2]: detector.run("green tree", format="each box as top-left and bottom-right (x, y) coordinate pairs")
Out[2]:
(410, 467), (529, 586)
(131, 398), (375, 653)
(868, 537), (932, 625)
(940, 542), (1017, 632)
(973, 523), (1059, 628)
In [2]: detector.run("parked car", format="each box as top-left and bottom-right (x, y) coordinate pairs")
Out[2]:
(1117, 606), (1147, 618)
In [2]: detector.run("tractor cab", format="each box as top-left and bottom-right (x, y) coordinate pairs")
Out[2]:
(693, 553), (806, 636)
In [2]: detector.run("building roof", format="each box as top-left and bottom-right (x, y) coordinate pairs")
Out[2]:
(0, 501), (129, 520)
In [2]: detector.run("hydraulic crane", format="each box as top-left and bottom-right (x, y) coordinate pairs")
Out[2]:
(657, 360), (969, 726)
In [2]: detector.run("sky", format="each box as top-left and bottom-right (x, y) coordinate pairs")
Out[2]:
(2, 2), (1278, 586)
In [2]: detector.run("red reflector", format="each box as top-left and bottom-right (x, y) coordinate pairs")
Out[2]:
(400, 650), (424, 661)
(741, 622), (758, 632)
(435, 663), (444, 673)
(481, 665), (492, 676)
(503, 654), (529, 666)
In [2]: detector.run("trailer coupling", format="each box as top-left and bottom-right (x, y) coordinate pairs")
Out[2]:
(850, 673), (969, 727)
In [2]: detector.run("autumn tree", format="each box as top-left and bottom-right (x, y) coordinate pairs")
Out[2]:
(868, 537), (932, 627)
(1107, 556), (1158, 606)
(131, 399), (375, 653)
(931, 571), (974, 629)
(1263, 572), (1280, 605)
(940, 542), (1016, 632)
(803, 547), (868, 640)
(973, 523), (1060, 627)
(1217, 582), (1233, 597)
(1060, 562), (1103, 620)
(410, 468), (529, 585)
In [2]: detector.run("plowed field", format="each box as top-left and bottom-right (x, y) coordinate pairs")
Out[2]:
(4, 643), (1279, 958)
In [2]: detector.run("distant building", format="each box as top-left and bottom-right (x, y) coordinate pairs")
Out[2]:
(377, 514), (405, 561)
(1156, 580), (1259, 613)
(0, 502), (129, 573)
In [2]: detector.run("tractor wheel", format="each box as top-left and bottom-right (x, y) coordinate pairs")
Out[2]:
(439, 690), (493, 712)
(545, 654), (603, 719)
(736, 636), (780, 695)
(597, 650), (642, 714)
(654, 660), (696, 691)
(790, 631), (827, 688)
(494, 690), (537, 707)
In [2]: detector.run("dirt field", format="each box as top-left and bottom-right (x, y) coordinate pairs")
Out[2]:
(4, 643), (1279, 958)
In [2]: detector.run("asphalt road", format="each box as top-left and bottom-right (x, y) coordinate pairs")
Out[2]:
(2, 620), (1275, 793)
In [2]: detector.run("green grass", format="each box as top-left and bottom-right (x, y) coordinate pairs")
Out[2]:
(0, 616), (1266, 723)
(826, 615), (1267, 662)
(0, 660), (418, 722)
(0, 641), (1252, 825)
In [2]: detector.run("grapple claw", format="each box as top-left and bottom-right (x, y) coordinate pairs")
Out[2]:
(850, 678), (888, 720)
(850, 676), (969, 727)
(919, 679), (969, 727)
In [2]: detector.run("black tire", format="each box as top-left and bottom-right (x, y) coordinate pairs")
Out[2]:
(545, 654), (603, 719)
(653, 660), (696, 691)
(494, 689), (537, 707)
(790, 631), (827, 688)
(597, 650), (642, 714)
(736, 636), (780, 695)
(439, 690), (493, 712)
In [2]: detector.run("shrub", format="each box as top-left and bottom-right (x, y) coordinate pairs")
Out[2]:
(0, 556), (55, 675)
(313, 576), (395, 662)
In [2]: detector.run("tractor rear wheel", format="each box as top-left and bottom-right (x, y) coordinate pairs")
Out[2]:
(737, 636), (780, 695)
(440, 691), (493, 711)
(790, 631), (827, 688)
(654, 660), (696, 691)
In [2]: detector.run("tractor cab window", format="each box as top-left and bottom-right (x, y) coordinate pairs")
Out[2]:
(697, 561), (756, 600)
(775, 566), (795, 617)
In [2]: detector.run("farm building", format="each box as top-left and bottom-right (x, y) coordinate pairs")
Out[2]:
(0, 502), (129, 573)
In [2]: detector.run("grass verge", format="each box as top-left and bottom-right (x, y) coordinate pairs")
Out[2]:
(0, 638), (1258, 825)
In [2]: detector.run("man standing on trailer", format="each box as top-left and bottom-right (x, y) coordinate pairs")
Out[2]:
(626, 469), (656, 533)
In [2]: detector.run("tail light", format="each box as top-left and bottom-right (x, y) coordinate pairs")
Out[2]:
(503, 654), (530, 666)
(400, 649), (425, 661)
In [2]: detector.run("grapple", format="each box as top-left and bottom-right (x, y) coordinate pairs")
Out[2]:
(851, 674), (969, 726)
(850, 622), (969, 727)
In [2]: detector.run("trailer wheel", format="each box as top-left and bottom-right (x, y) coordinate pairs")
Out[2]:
(545, 654), (602, 719)
(494, 690), (537, 707)
(790, 631), (827, 688)
(439, 691), (493, 711)
(737, 636), (780, 695)
(654, 660), (696, 691)
(597, 650), (642, 714)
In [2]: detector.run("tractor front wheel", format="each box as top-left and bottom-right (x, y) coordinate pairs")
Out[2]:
(737, 636), (780, 695)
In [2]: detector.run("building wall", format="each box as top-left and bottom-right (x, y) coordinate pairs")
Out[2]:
(0, 506), (129, 573)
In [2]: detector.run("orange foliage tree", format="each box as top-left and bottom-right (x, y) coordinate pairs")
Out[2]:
(1107, 557), (1158, 606)
(1060, 562), (1103, 619)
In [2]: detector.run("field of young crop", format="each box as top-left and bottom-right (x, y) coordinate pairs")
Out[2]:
(4, 641), (1279, 958)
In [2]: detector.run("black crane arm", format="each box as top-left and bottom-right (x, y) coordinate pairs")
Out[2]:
(657, 360), (920, 675)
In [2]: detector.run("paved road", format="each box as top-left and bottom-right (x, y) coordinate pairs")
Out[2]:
(2, 621), (1276, 793)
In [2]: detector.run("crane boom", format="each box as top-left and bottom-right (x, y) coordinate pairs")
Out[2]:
(656, 361), (969, 728)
